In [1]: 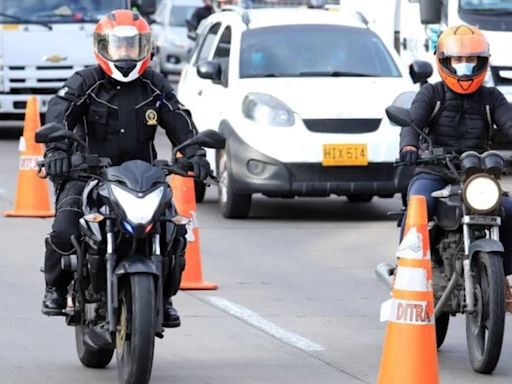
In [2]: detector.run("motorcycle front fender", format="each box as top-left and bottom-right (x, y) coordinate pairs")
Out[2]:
(468, 239), (504, 263)
(114, 256), (160, 277)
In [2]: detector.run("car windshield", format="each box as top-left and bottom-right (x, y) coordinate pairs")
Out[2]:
(0, 0), (126, 23)
(239, 25), (400, 79)
(169, 5), (197, 27)
(460, 0), (512, 11)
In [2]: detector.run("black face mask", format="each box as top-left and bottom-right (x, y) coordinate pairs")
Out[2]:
(114, 60), (137, 78)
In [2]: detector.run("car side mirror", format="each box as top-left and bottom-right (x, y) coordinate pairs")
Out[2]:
(197, 61), (221, 82)
(409, 60), (433, 85)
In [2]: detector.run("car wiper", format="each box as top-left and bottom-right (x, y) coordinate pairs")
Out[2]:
(0, 12), (52, 30)
(297, 70), (373, 77)
(462, 8), (512, 15)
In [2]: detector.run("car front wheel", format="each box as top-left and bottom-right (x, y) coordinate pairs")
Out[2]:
(217, 150), (251, 219)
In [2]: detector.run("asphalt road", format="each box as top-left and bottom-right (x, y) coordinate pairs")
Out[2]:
(1, 129), (512, 384)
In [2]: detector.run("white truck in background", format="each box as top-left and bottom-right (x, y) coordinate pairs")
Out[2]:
(0, 0), (156, 128)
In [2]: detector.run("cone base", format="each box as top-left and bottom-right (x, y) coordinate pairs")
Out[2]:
(3, 210), (54, 218)
(180, 281), (218, 290)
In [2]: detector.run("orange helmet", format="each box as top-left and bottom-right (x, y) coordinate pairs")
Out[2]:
(93, 10), (152, 82)
(436, 25), (490, 94)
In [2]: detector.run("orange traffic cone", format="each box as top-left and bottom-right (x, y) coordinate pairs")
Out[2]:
(4, 96), (54, 218)
(377, 195), (439, 384)
(170, 175), (218, 290)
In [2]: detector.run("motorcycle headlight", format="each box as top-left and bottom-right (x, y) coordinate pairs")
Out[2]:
(111, 185), (164, 224)
(242, 92), (295, 127)
(463, 174), (501, 213)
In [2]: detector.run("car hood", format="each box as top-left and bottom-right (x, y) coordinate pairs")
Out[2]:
(236, 77), (414, 118)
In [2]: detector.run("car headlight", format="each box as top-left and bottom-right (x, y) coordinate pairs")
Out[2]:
(463, 174), (501, 213)
(111, 185), (164, 224)
(242, 92), (295, 127)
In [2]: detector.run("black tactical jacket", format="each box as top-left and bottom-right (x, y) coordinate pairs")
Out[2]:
(45, 66), (198, 166)
(400, 82), (512, 154)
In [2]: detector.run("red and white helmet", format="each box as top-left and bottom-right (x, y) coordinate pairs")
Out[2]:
(93, 10), (152, 82)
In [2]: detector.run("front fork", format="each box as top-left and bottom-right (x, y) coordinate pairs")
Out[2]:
(462, 222), (475, 314)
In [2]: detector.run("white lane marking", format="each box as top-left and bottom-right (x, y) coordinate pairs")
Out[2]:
(207, 296), (324, 352)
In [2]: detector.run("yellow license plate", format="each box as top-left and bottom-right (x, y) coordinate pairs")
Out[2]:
(322, 144), (368, 166)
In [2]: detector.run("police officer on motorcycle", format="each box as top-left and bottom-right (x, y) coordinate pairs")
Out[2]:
(398, 25), (512, 312)
(41, 9), (210, 327)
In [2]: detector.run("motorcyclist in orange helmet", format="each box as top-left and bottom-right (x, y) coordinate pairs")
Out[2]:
(398, 25), (512, 311)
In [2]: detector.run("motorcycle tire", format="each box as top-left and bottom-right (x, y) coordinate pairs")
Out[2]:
(116, 274), (156, 384)
(435, 313), (449, 349)
(75, 324), (114, 368)
(466, 251), (505, 374)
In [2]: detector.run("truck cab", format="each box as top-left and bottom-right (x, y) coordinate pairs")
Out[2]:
(0, 0), (155, 128)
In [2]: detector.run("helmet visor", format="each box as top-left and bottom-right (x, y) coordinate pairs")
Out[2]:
(95, 26), (152, 61)
(438, 34), (489, 58)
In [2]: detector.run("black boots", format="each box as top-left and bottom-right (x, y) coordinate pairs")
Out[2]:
(41, 286), (66, 316)
(162, 299), (181, 328)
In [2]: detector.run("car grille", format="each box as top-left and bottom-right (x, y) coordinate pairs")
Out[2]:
(303, 118), (381, 134)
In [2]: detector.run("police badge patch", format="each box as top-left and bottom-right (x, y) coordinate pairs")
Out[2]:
(145, 109), (158, 126)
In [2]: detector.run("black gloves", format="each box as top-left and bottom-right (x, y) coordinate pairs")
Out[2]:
(186, 149), (211, 181)
(44, 150), (70, 177)
(399, 148), (418, 166)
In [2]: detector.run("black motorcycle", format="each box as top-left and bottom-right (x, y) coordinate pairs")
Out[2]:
(36, 123), (225, 384)
(376, 106), (507, 374)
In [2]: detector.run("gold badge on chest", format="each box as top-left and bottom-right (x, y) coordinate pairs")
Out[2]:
(145, 109), (158, 126)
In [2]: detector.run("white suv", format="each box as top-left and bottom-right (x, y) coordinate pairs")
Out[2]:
(177, 7), (417, 218)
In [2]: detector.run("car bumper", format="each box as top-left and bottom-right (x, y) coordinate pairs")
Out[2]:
(220, 122), (411, 197)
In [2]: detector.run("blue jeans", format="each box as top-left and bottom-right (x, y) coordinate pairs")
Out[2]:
(402, 173), (512, 275)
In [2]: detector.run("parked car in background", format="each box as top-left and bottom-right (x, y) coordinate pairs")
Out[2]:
(178, 7), (419, 218)
(152, 0), (203, 75)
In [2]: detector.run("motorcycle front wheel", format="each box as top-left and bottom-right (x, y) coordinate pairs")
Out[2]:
(466, 251), (505, 374)
(116, 274), (156, 384)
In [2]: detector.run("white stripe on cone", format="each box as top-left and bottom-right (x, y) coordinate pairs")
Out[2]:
(394, 266), (429, 292)
(396, 227), (424, 260)
(380, 298), (434, 325)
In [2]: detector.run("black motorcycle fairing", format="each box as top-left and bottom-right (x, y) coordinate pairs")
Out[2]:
(114, 256), (160, 277)
(103, 160), (167, 192)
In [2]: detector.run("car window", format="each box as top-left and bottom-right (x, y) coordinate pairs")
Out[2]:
(239, 25), (401, 78)
(169, 5), (197, 27)
(212, 26), (232, 85)
(194, 22), (221, 66)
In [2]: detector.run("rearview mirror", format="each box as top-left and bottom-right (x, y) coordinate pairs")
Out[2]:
(35, 123), (67, 144)
(193, 129), (226, 149)
(385, 106), (412, 127)
(174, 130), (226, 158)
(419, 0), (441, 24)
(409, 60), (433, 85)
